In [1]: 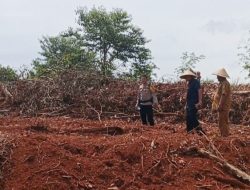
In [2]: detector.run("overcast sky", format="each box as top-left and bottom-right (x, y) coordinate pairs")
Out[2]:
(1, 0), (250, 82)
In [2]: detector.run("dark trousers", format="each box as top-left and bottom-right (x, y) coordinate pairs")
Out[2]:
(186, 107), (201, 132)
(139, 105), (154, 126)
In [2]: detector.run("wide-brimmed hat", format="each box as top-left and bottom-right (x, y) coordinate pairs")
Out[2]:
(212, 68), (230, 78)
(180, 69), (196, 79)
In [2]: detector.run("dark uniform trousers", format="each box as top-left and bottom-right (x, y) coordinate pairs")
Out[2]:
(186, 106), (200, 132)
(139, 105), (154, 126)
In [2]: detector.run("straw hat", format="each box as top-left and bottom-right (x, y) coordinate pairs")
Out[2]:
(180, 69), (196, 79)
(212, 68), (230, 78)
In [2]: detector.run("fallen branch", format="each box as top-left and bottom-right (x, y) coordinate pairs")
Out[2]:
(110, 112), (180, 119)
(0, 109), (10, 113)
(209, 174), (249, 189)
(197, 148), (250, 185)
(200, 131), (224, 159)
(147, 160), (161, 174)
(154, 111), (181, 117)
(233, 91), (250, 96)
(85, 100), (103, 122)
(110, 114), (139, 119)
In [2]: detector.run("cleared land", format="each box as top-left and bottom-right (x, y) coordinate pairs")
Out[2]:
(0, 80), (249, 189)
(0, 117), (249, 189)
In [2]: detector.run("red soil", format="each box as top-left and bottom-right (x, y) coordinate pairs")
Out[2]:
(0, 117), (249, 190)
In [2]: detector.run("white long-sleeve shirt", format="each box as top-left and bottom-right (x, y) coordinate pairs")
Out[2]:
(137, 84), (158, 106)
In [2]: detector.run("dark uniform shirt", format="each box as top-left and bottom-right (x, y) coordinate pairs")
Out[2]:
(187, 79), (200, 108)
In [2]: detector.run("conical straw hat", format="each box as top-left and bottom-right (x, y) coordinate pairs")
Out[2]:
(180, 69), (196, 79)
(212, 68), (230, 78)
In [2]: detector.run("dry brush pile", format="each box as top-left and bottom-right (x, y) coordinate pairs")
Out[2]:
(0, 134), (13, 189)
(4, 71), (250, 125)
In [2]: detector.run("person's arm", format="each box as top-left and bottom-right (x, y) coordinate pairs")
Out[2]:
(195, 81), (202, 108)
(135, 87), (140, 108)
(152, 93), (158, 105)
(152, 93), (162, 111)
(135, 97), (139, 108)
(150, 85), (159, 106)
(198, 88), (202, 105)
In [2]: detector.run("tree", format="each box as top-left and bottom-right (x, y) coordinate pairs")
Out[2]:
(175, 52), (205, 76)
(0, 65), (18, 81)
(32, 34), (96, 77)
(76, 7), (154, 77)
(238, 33), (250, 77)
(33, 7), (155, 78)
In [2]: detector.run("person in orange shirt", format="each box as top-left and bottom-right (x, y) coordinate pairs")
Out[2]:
(212, 68), (231, 137)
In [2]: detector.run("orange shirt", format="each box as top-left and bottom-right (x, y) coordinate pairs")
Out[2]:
(212, 80), (231, 110)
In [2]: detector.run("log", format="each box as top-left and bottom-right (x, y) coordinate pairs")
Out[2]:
(110, 112), (180, 119)
(110, 114), (140, 119)
(154, 112), (180, 116)
(65, 126), (124, 136)
(0, 109), (10, 113)
(232, 91), (250, 96)
(197, 148), (250, 185)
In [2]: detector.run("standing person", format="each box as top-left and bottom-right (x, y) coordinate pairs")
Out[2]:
(180, 70), (204, 135)
(212, 68), (231, 137)
(0, 82), (13, 106)
(135, 75), (158, 126)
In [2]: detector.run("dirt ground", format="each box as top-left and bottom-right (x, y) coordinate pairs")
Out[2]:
(0, 116), (249, 190)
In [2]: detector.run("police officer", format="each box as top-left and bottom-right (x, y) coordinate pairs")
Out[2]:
(135, 75), (158, 126)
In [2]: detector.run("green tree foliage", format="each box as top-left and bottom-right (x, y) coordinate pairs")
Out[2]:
(33, 7), (154, 78)
(76, 7), (154, 78)
(238, 34), (250, 77)
(0, 65), (18, 81)
(33, 8), (155, 78)
(175, 52), (205, 76)
(33, 34), (95, 77)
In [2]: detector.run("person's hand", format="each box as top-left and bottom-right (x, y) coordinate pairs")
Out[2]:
(135, 104), (140, 110)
